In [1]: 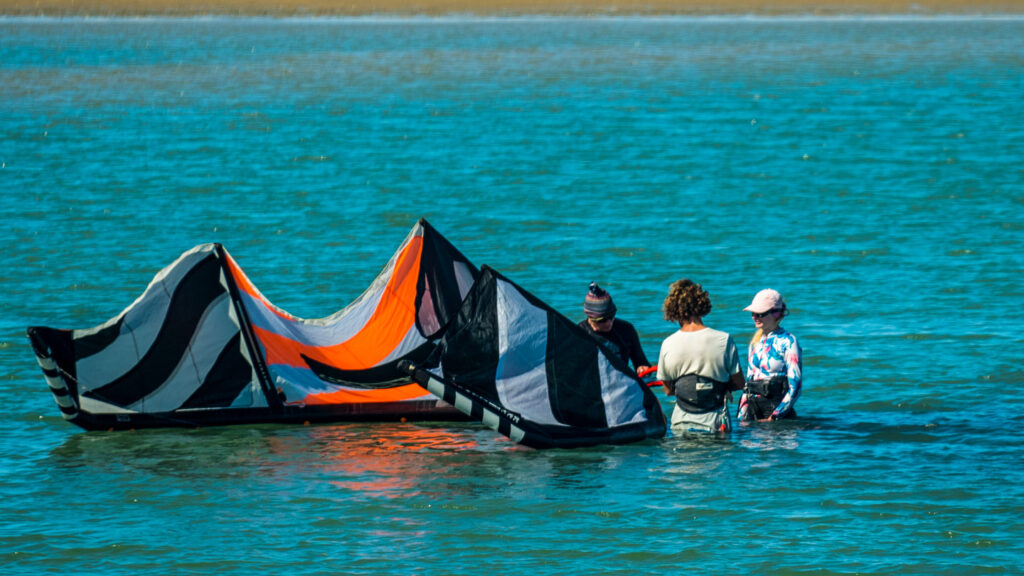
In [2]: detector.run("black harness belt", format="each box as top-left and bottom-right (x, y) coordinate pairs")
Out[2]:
(671, 374), (728, 414)
(744, 375), (788, 400)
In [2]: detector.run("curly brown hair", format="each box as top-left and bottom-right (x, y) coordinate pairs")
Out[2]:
(663, 279), (712, 323)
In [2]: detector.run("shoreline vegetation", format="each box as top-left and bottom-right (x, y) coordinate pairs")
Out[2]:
(1, 0), (1023, 17)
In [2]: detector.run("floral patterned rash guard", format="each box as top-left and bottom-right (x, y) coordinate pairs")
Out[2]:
(739, 327), (802, 419)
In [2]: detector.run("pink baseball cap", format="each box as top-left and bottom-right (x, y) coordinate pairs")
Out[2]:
(744, 289), (784, 314)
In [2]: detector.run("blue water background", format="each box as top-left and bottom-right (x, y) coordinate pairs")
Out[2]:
(1, 17), (1023, 575)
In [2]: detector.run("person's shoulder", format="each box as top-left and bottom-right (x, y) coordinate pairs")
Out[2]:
(703, 326), (734, 343)
(613, 318), (638, 333)
(773, 328), (799, 346)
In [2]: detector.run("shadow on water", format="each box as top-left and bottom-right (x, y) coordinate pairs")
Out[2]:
(45, 420), (503, 465)
(42, 420), (653, 498)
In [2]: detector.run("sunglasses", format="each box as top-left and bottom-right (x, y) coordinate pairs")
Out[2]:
(751, 309), (778, 319)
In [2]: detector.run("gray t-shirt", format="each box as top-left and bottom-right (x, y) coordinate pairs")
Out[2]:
(656, 327), (741, 384)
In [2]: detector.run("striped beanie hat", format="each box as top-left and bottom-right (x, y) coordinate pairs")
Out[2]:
(584, 282), (617, 320)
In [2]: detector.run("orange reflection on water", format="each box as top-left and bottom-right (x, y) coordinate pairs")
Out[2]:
(302, 422), (487, 498)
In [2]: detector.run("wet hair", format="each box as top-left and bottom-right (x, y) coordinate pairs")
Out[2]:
(663, 279), (712, 323)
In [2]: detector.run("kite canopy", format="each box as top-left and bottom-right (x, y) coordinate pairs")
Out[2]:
(27, 219), (477, 430)
(404, 266), (667, 449)
(28, 220), (666, 448)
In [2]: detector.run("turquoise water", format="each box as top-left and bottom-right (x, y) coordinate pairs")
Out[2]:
(2, 16), (1023, 574)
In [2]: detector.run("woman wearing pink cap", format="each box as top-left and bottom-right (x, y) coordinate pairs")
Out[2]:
(737, 288), (803, 422)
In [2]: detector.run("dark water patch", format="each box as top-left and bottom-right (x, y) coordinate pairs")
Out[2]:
(843, 420), (948, 444)
(847, 398), (954, 414)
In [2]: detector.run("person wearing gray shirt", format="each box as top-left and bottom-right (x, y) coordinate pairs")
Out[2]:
(657, 279), (744, 434)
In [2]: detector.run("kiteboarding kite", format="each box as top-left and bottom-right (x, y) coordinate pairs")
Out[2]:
(27, 220), (666, 448)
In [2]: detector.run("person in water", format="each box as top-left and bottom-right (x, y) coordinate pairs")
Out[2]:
(656, 279), (744, 434)
(578, 282), (650, 373)
(737, 288), (803, 422)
